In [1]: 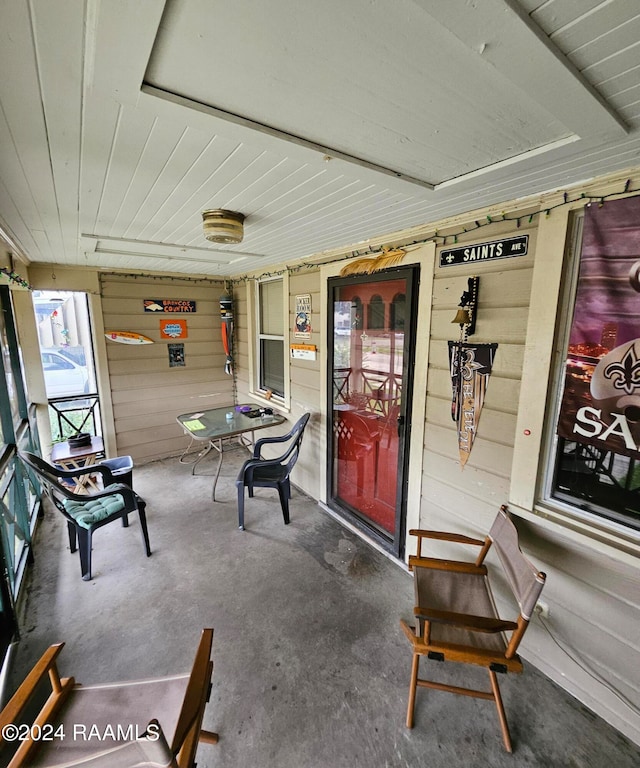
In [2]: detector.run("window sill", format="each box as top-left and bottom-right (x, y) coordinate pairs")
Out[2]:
(511, 499), (640, 567)
(247, 391), (290, 413)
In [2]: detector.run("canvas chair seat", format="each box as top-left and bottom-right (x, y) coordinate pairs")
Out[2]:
(0, 629), (218, 768)
(414, 567), (506, 654)
(28, 673), (190, 767)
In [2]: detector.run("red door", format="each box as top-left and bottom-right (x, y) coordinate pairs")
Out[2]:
(328, 267), (418, 557)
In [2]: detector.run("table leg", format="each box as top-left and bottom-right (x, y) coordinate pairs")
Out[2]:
(210, 436), (252, 502)
(179, 436), (215, 474)
(57, 456), (99, 494)
(211, 439), (224, 501)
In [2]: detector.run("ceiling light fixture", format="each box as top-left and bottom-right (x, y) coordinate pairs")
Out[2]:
(202, 209), (245, 244)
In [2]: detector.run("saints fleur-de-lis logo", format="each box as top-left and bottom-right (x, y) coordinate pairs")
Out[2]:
(603, 343), (640, 395)
(461, 348), (484, 380)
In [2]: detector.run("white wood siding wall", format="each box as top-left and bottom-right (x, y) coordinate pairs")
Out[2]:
(287, 271), (323, 499)
(100, 273), (233, 463)
(231, 194), (640, 744)
(413, 212), (639, 745)
(232, 269), (323, 501)
(422, 220), (536, 534)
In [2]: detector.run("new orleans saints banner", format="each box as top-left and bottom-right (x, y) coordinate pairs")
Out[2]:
(448, 341), (498, 467)
(557, 197), (640, 459)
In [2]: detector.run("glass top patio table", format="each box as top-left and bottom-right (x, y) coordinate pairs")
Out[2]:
(176, 404), (286, 500)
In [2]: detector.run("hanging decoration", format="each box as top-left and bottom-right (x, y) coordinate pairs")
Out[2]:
(227, 178), (640, 286)
(143, 299), (197, 312)
(168, 343), (185, 367)
(557, 197), (640, 458)
(0, 266), (32, 289)
(105, 331), (154, 344)
(294, 294), (312, 339)
(220, 292), (234, 375)
(339, 248), (406, 277)
(449, 341), (498, 468)
(51, 308), (71, 346)
(159, 319), (188, 339)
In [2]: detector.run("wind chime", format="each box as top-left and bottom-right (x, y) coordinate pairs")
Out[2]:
(448, 276), (498, 468)
(219, 290), (234, 375)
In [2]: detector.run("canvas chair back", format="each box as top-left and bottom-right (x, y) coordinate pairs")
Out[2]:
(488, 505), (546, 621)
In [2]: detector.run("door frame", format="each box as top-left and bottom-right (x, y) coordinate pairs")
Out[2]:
(326, 266), (419, 558)
(319, 243), (435, 564)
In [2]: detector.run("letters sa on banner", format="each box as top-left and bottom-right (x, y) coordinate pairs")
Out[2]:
(557, 197), (640, 459)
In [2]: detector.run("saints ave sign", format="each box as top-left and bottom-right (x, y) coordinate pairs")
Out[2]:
(439, 235), (529, 268)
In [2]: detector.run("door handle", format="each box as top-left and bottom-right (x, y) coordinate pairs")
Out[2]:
(397, 414), (405, 436)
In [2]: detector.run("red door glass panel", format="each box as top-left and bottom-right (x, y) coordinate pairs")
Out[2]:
(331, 277), (406, 536)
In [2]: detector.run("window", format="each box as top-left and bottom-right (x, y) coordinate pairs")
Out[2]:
(256, 278), (285, 398)
(367, 294), (385, 329)
(544, 201), (640, 532)
(390, 293), (406, 331)
(32, 290), (101, 441)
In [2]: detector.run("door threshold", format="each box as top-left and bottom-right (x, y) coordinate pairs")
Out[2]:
(318, 502), (409, 572)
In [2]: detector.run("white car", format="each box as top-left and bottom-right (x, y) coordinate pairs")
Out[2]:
(41, 349), (89, 397)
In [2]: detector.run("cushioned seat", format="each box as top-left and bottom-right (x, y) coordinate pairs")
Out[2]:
(20, 452), (151, 581)
(63, 485), (126, 528)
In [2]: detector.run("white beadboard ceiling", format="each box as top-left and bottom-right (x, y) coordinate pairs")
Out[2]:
(0, 0), (639, 277)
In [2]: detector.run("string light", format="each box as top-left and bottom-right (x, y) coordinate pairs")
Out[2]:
(226, 179), (640, 284)
(0, 267), (32, 289)
(71, 177), (640, 289)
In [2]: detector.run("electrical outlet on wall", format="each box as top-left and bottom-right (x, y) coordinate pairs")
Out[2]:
(534, 600), (550, 618)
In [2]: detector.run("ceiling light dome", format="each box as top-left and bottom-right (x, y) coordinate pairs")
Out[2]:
(202, 209), (245, 244)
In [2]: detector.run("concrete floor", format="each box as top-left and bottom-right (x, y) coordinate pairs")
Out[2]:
(5, 451), (640, 768)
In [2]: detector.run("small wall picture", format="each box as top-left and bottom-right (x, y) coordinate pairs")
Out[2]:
(168, 343), (185, 367)
(160, 318), (188, 339)
(294, 294), (312, 339)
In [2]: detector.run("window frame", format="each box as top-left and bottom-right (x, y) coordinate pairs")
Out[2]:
(250, 275), (290, 408)
(541, 209), (640, 533)
(509, 202), (640, 560)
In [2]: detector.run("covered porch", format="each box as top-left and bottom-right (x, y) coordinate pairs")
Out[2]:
(5, 451), (639, 767)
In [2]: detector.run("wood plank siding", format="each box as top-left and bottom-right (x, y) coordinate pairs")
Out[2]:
(100, 273), (233, 463)
(229, 186), (640, 744)
(21, 169), (640, 746)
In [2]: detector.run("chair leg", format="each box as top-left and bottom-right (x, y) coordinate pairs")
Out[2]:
(406, 652), (420, 728)
(277, 482), (290, 525)
(489, 669), (512, 753)
(137, 499), (152, 557)
(237, 484), (245, 530)
(77, 527), (92, 581)
(67, 521), (77, 553)
(121, 511), (129, 528)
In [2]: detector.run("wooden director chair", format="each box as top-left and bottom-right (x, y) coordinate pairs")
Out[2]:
(0, 628), (218, 767)
(400, 505), (546, 752)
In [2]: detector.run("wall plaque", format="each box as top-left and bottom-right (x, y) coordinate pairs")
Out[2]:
(439, 235), (529, 267)
(144, 299), (197, 312)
